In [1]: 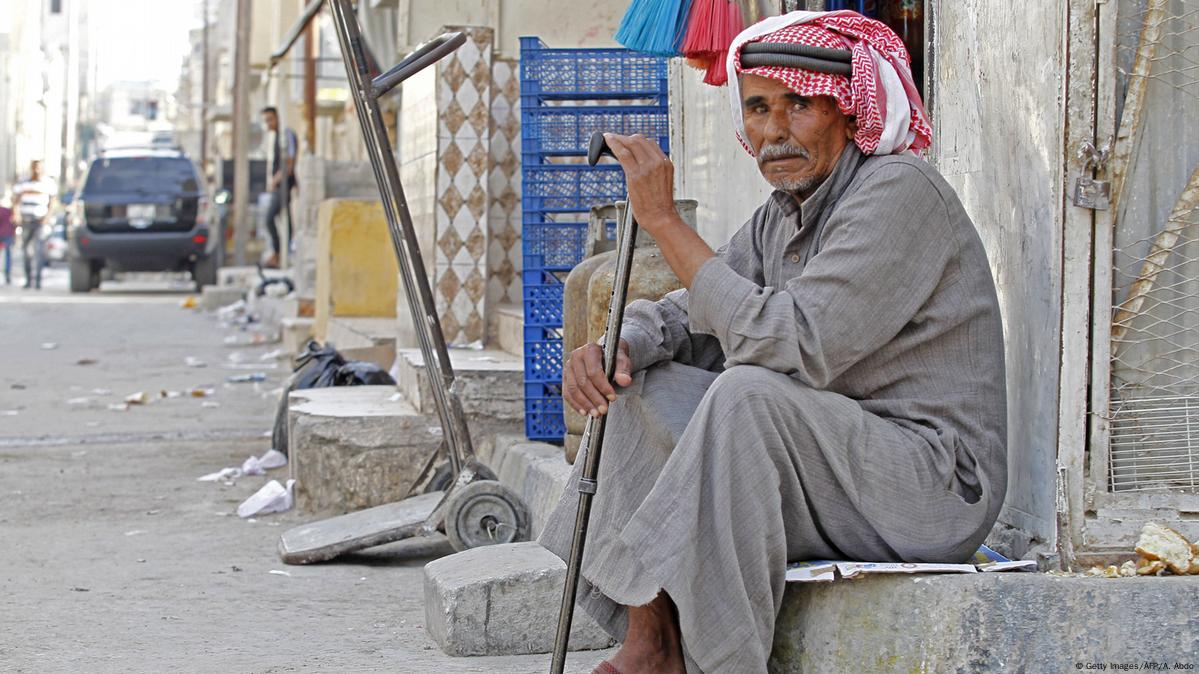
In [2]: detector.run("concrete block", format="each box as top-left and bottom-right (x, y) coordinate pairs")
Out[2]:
(495, 302), (523, 358)
(475, 432), (527, 470)
(218, 265), (260, 289)
(200, 284), (244, 311)
(281, 317), (315, 357)
(314, 199), (399, 341)
(396, 347), (524, 422)
(494, 441), (572, 538)
(770, 573), (1199, 672)
(424, 542), (615, 656)
(288, 386), (440, 514)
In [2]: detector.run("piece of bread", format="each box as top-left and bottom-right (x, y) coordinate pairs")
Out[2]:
(1136, 556), (1167, 575)
(1118, 560), (1137, 577)
(1134, 522), (1194, 575)
(1189, 543), (1199, 575)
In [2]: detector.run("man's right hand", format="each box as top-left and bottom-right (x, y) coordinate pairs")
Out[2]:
(564, 340), (632, 418)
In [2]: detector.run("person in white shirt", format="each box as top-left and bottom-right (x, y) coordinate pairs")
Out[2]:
(14, 160), (55, 290)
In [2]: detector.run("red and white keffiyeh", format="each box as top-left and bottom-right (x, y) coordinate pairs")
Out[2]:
(726, 10), (932, 157)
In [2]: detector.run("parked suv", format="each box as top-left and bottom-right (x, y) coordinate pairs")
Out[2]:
(68, 148), (220, 292)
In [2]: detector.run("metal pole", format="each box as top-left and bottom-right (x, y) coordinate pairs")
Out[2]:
(231, 0), (252, 266)
(550, 192), (639, 674)
(303, 10), (317, 154)
(200, 0), (210, 179)
(326, 0), (473, 473)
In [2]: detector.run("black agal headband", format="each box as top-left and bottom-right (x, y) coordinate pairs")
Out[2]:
(738, 42), (853, 76)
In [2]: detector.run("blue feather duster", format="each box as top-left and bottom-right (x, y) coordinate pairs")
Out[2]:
(614, 0), (694, 57)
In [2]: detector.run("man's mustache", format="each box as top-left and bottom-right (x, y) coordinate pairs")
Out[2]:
(757, 143), (810, 165)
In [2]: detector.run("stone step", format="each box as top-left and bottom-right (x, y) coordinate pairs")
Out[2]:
(423, 542), (615, 657)
(771, 572), (1199, 671)
(323, 316), (397, 369)
(395, 347), (524, 425)
(280, 316), (315, 358)
(287, 385), (441, 515)
(495, 302), (523, 358)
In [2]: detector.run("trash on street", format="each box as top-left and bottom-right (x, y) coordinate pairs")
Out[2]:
(241, 449), (287, 476)
(197, 467), (242, 483)
(227, 373), (267, 383)
(237, 479), (295, 518)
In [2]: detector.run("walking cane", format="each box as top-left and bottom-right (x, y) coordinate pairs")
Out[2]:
(550, 132), (639, 673)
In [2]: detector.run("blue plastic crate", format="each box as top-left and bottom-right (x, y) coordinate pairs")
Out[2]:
(524, 325), (565, 384)
(518, 36), (670, 443)
(524, 384), (565, 442)
(519, 37), (668, 100)
(521, 165), (627, 213)
(523, 271), (565, 327)
(522, 221), (588, 270)
(521, 105), (669, 156)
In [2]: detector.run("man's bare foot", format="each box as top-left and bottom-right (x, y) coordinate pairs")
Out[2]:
(597, 592), (685, 674)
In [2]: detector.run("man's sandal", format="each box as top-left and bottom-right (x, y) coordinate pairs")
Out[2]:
(591, 661), (622, 674)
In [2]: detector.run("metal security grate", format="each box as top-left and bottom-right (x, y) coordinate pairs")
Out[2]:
(1107, 0), (1199, 492)
(1109, 394), (1199, 492)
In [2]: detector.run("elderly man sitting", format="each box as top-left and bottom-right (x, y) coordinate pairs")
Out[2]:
(538, 11), (1007, 674)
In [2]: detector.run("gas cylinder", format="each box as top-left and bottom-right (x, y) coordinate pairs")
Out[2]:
(561, 200), (698, 462)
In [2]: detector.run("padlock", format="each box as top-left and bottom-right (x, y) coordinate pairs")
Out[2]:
(1073, 174), (1111, 210)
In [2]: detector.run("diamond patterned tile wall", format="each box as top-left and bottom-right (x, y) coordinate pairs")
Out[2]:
(433, 26), (494, 346)
(487, 56), (522, 339)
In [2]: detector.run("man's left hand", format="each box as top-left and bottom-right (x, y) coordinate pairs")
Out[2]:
(603, 133), (678, 235)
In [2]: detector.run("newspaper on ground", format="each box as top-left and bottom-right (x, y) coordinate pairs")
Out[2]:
(785, 545), (1036, 583)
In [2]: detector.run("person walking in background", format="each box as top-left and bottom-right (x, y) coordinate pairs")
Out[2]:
(14, 160), (55, 290)
(0, 193), (14, 285)
(261, 106), (298, 269)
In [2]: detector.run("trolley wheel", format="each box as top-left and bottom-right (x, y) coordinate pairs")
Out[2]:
(443, 479), (530, 552)
(424, 460), (496, 494)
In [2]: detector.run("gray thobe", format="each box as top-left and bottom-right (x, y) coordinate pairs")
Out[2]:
(538, 143), (1007, 673)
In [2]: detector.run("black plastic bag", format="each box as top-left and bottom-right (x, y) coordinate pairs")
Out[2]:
(333, 361), (396, 386)
(271, 340), (396, 456)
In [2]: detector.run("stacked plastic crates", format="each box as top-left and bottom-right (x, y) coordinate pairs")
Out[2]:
(519, 37), (669, 442)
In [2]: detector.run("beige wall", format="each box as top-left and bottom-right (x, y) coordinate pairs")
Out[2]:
(668, 62), (774, 249)
(397, 0), (624, 56)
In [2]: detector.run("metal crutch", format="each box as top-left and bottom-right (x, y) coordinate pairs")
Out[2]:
(550, 132), (639, 673)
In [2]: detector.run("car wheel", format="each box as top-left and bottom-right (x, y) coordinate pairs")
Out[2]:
(69, 256), (92, 293)
(192, 253), (219, 291)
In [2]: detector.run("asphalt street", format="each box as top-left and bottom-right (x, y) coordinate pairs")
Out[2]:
(0, 264), (603, 673)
